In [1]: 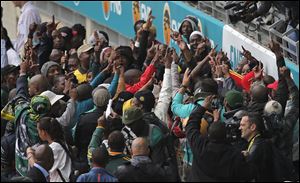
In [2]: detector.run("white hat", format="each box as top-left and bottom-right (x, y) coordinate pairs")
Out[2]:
(264, 100), (282, 116)
(39, 90), (64, 105)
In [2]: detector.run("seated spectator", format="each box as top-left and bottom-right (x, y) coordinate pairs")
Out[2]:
(77, 147), (117, 182)
(115, 137), (172, 182)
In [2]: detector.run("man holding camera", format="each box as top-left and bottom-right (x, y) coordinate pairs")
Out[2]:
(185, 95), (254, 181)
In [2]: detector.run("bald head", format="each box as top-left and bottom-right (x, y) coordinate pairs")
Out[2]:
(35, 144), (54, 171)
(29, 74), (49, 97)
(131, 137), (150, 157)
(124, 69), (142, 85)
(250, 84), (268, 103)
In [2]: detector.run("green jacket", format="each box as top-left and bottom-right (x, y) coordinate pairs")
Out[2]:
(14, 101), (40, 176)
(106, 153), (131, 176)
(87, 127), (131, 175)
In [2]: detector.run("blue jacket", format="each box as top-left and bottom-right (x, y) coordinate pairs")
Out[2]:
(77, 167), (118, 182)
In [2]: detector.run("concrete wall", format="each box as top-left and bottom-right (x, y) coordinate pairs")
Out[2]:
(1, 1), (130, 46)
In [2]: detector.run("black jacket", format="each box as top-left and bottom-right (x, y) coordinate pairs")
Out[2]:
(246, 135), (294, 181)
(27, 166), (48, 182)
(247, 101), (266, 115)
(115, 159), (172, 182)
(186, 106), (254, 181)
(75, 107), (105, 159)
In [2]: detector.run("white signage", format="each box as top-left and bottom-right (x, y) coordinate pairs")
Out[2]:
(222, 25), (278, 80)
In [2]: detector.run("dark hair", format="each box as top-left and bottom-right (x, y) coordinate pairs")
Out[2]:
(1, 27), (14, 50)
(92, 146), (109, 167)
(108, 130), (125, 152)
(38, 117), (65, 142)
(72, 24), (86, 39)
(38, 117), (73, 159)
(98, 30), (109, 45)
(246, 112), (265, 134)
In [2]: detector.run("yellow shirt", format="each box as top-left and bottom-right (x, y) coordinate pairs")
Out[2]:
(74, 69), (87, 84)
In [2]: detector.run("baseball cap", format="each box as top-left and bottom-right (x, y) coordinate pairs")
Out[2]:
(122, 107), (143, 125)
(134, 90), (155, 111)
(77, 43), (93, 57)
(225, 90), (243, 109)
(39, 90), (64, 105)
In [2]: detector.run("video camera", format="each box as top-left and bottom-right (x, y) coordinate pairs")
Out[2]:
(224, 1), (258, 24)
(224, 110), (246, 143)
(225, 122), (241, 143)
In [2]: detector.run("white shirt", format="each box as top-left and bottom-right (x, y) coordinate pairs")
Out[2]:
(1, 39), (8, 68)
(14, 1), (41, 54)
(49, 142), (72, 182)
(7, 48), (21, 66)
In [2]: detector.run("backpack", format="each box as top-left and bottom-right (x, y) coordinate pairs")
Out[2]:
(121, 124), (180, 181)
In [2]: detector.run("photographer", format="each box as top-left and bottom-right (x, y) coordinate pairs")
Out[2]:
(185, 95), (254, 181)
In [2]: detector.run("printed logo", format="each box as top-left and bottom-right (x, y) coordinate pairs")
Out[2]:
(163, 2), (171, 45)
(132, 1), (141, 24)
(103, 1), (110, 21)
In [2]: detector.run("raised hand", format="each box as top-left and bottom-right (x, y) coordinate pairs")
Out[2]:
(268, 39), (283, 59)
(146, 41), (156, 60)
(171, 48), (180, 64)
(151, 45), (160, 65)
(143, 10), (155, 31)
(47, 15), (60, 33)
(163, 47), (173, 69)
(182, 68), (191, 87)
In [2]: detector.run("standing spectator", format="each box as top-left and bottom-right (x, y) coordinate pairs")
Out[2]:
(178, 15), (199, 44)
(37, 117), (72, 182)
(186, 95), (254, 181)
(75, 87), (110, 164)
(239, 112), (294, 181)
(40, 61), (62, 87)
(105, 131), (130, 175)
(26, 144), (54, 182)
(12, 1), (41, 54)
(74, 44), (93, 84)
(67, 53), (79, 73)
(115, 137), (172, 182)
(1, 27), (21, 66)
(77, 147), (118, 182)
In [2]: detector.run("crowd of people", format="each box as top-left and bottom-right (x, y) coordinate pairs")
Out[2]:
(1, 1), (299, 182)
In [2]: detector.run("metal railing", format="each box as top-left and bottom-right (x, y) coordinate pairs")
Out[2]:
(184, 1), (299, 65)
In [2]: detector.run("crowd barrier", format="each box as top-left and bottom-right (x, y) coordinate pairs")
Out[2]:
(56, 1), (299, 87)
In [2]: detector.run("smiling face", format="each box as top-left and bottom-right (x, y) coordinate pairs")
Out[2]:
(189, 34), (203, 52)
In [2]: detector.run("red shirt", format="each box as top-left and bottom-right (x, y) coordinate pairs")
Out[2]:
(125, 64), (156, 94)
